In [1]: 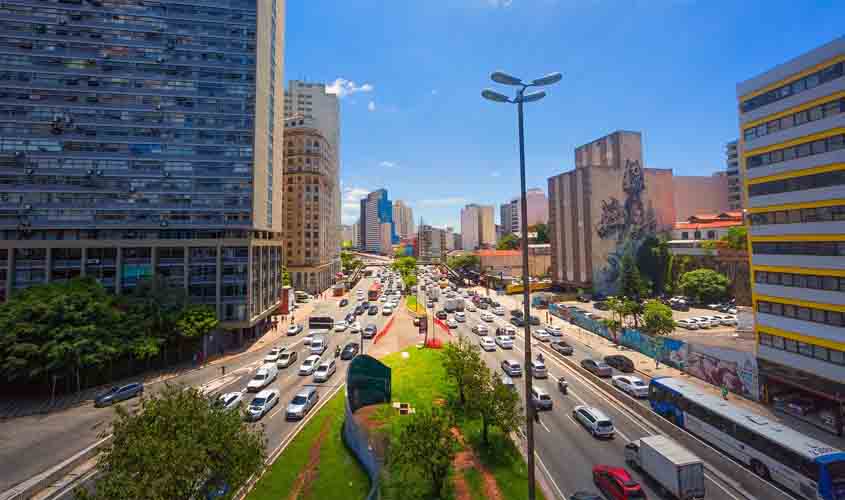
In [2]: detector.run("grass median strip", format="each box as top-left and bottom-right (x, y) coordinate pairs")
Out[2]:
(247, 389), (369, 500)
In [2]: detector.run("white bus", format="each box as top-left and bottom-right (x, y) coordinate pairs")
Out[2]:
(649, 377), (845, 500)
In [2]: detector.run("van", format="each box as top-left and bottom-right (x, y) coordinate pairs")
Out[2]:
(310, 336), (327, 356)
(530, 359), (548, 378)
(246, 363), (278, 392)
(573, 405), (615, 438)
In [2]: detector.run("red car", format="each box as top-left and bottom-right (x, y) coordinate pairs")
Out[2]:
(592, 465), (646, 500)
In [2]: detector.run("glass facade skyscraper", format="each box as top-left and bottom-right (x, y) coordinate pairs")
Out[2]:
(0, 0), (287, 334)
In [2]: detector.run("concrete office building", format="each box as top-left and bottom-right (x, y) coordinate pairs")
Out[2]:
(0, 1), (287, 336)
(341, 225), (354, 244)
(392, 200), (414, 238)
(460, 204), (495, 250)
(417, 225), (448, 263)
(359, 189), (396, 254)
(351, 220), (360, 248)
(548, 131), (675, 292)
(740, 37), (845, 434)
(282, 117), (340, 294)
(673, 172), (730, 220)
(500, 188), (548, 235)
(725, 140), (745, 210)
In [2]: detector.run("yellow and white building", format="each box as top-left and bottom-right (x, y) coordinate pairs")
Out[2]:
(739, 37), (845, 434)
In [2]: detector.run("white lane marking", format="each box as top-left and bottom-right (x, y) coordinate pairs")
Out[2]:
(536, 451), (569, 500)
(538, 418), (551, 433)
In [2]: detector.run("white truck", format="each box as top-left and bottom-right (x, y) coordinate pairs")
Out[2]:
(624, 435), (705, 499)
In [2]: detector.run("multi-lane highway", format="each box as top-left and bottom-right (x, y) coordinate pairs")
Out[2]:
(427, 285), (750, 499)
(2, 272), (394, 500)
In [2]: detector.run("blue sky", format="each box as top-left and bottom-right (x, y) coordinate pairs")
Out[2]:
(285, 0), (845, 228)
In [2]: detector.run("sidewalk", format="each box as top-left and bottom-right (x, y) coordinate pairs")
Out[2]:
(481, 287), (845, 450)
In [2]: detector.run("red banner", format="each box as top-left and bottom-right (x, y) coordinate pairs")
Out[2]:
(373, 315), (396, 344)
(433, 318), (452, 336)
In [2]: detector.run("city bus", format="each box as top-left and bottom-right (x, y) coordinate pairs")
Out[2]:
(308, 315), (334, 332)
(649, 377), (845, 500)
(368, 282), (382, 301)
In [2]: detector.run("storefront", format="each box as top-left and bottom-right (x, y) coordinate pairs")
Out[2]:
(759, 359), (845, 436)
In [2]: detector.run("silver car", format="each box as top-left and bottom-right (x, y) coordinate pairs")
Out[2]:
(532, 387), (553, 411)
(246, 389), (279, 421)
(286, 387), (319, 421)
(501, 359), (522, 377)
(573, 405), (615, 438)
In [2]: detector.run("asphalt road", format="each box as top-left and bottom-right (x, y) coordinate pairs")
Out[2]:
(1, 271), (394, 499)
(431, 292), (749, 500)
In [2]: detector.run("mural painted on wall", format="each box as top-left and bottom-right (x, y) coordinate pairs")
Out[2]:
(594, 160), (658, 293)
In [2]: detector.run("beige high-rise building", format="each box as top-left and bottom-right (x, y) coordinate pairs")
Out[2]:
(282, 116), (341, 294)
(392, 200), (415, 238)
(461, 204), (495, 250)
(500, 188), (549, 235)
(672, 172), (730, 220)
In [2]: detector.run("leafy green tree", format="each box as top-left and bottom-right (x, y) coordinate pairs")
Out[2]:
(470, 371), (522, 446)
(642, 300), (676, 337)
(442, 337), (486, 406)
(389, 408), (456, 499)
(721, 226), (748, 251)
(77, 385), (265, 500)
(176, 305), (219, 340)
(496, 233), (519, 250)
(618, 252), (649, 301)
(447, 254), (480, 272)
(679, 269), (730, 304)
(529, 223), (549, 244)
(600, 296), (625, 344)
(281, 266), (292, 286)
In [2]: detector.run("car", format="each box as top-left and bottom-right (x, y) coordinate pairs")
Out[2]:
(435, 310), (448, 320)
(340, 298), (349, 307)
(573, 406), (615, 438)
(532, 387), (553, 411)
(492, 307), (505, 316)
(594, 301), (610, 311)
(581, 359), (613, 377)
(532, 329), (551, 342)
(501, 359), (522, 377)
(497, 325), (517, 336)
(378, 295), (387, 302)
(510, 316), (525, 327)
(550, 340), (574, 355)
(480, 312), (494, 322)
(529, 315), (540, 326)
(362, 324), (378, 339)
(455, 311), (466, 322)
(354, 305), (365, 316)
(310, 335), (328, 355)
(472, 324), (489, 335)
(313, 359), (337, 382)
(287, 323), (303, 336)
(247, 364), (278, 392)
(576, 294), (591, 303)
(356, 290), (365, 298)
(217, 392), (243, 411)
(479, 337), (496, 351)
(298, 354), (322, 375)
(368, 305), (379, 315)
(413, 317), (421, 326)
(787, 397), (817, 416)
(349, 321), (362, 333)
(276, 350), (298, 368)
(531, 359), (548, 378)
(344, 312), (356, 323)
(94, 382), (144, 407)
(246, 389), (279, 421)
(670, 301), (690, 311)
(341, 342), (360, 360)
(427, 300), (436, 308)
(604, 354), (635, 373)
(592, 465), (645, 499)
(569, 492), (602, 500)
(545, 325), (562, 336)
(382, 306), (393, 316)
(264, 346), (286, 363)
(465, 303), (476, 312)
(303, 333), (314, 346)
(446, 318), (458, 328)
(612, 375), (649, 398)
(286, 387), (319, 421)
(676, 319), (699, 330)
(689, 317), (713, 329)
(477, 302), (489, 310)
(701, 315), (724, 327)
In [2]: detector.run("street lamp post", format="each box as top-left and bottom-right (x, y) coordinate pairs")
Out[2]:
(482, 70), (561, 500)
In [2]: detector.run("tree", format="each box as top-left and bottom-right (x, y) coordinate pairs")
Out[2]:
(600, 296), (624, 344)
(470, 371), (522, 446)
(679, 269), (729, 304)
(281, 266), (292, 286)
(176, 305), (219, 340)
(447, 254), (480, 272)
(77, 385), (265, 500)
(529, 223), (549, 244)
(389, 408), (456, 499)
(721, 226), (748, 251)
(496, 233), (519, 250)
(641, 300), (676, 368)
(392, 256), (418, 291)
(441, 337), (486, 406)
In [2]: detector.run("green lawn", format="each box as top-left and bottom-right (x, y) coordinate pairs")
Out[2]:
(405, 295), (423, 314)
(379, 348), (545, 500)
(247, 389), (370, 500)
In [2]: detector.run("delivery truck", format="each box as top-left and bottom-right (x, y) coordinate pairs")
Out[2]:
(624, 435), (705, 499)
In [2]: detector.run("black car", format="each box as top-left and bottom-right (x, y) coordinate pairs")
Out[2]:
(550, 341), (574, 355)
(576, 294), (591, 303)
(368, 305), (379, 315)
(361, 301), (370, 309)
(345, 312), (356, 323)
(604, 355), (635, 373)
(511, 309), (524, 318)
(490, 301), (501, 308)
(436, 310), (448, 320)
(341, 342), (360, 360)
(510, 317), (525, 327)
(529, 315), (540, 326)
(94, 382), (144, 407)
(339, 298), (349, 307)
(477, 302), (489, 310)
(354, 305), (365, 316)
(670, 301), (690, 311)
(362, 324), (378, 339)
(594, 301), (610, 311)
(569, 492), (602, 500)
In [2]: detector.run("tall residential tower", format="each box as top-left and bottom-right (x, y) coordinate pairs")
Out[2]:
(359, 189), (396, 254)
(460, 204), (495, 250)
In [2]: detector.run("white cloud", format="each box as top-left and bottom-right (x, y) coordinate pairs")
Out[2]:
(341, 186), (370, 224)
(326, 78), (374, 98)
(490, 171), (501, 177)
(368, 101), (376, 112)
(417, 197), (468, 208)
(487, 0), (513, 6)
(379, 161), (398, 168)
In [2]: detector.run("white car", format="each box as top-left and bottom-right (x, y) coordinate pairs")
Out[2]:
(246, 364), (277, 392)
(382, 306), (393, 316)
(492, 307), (505, 316)
(298, 354), (322, 376)
(611, 375), (649, 398)
(481, 312), (495, 322)
(718, 314), (737, 326)
(379, 295), (388, 302)
(495, 335), (514, 349)
(349, 321), (362, 334)
(217, 392), (243, 411)
(479, 337), (496, 351)
(532, 329), (550, 343)
(573, 405), (615, 438)
(446, 318), (458, 328)
(263, 346), (285, 363)
(472, 324), (489, 336)
(246, 389), (279, 421)
(286, 324), (303, 336)
(676, 319), (698, 330)
(334, 320), (348, 332)
(455, 312), (466, 322)
(465, 303), (476, 312)
(303, 334), (314, 346)
(313, 359), (337, 383)
(703, 315), (727, 327)
(545, 325), (562, 336)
